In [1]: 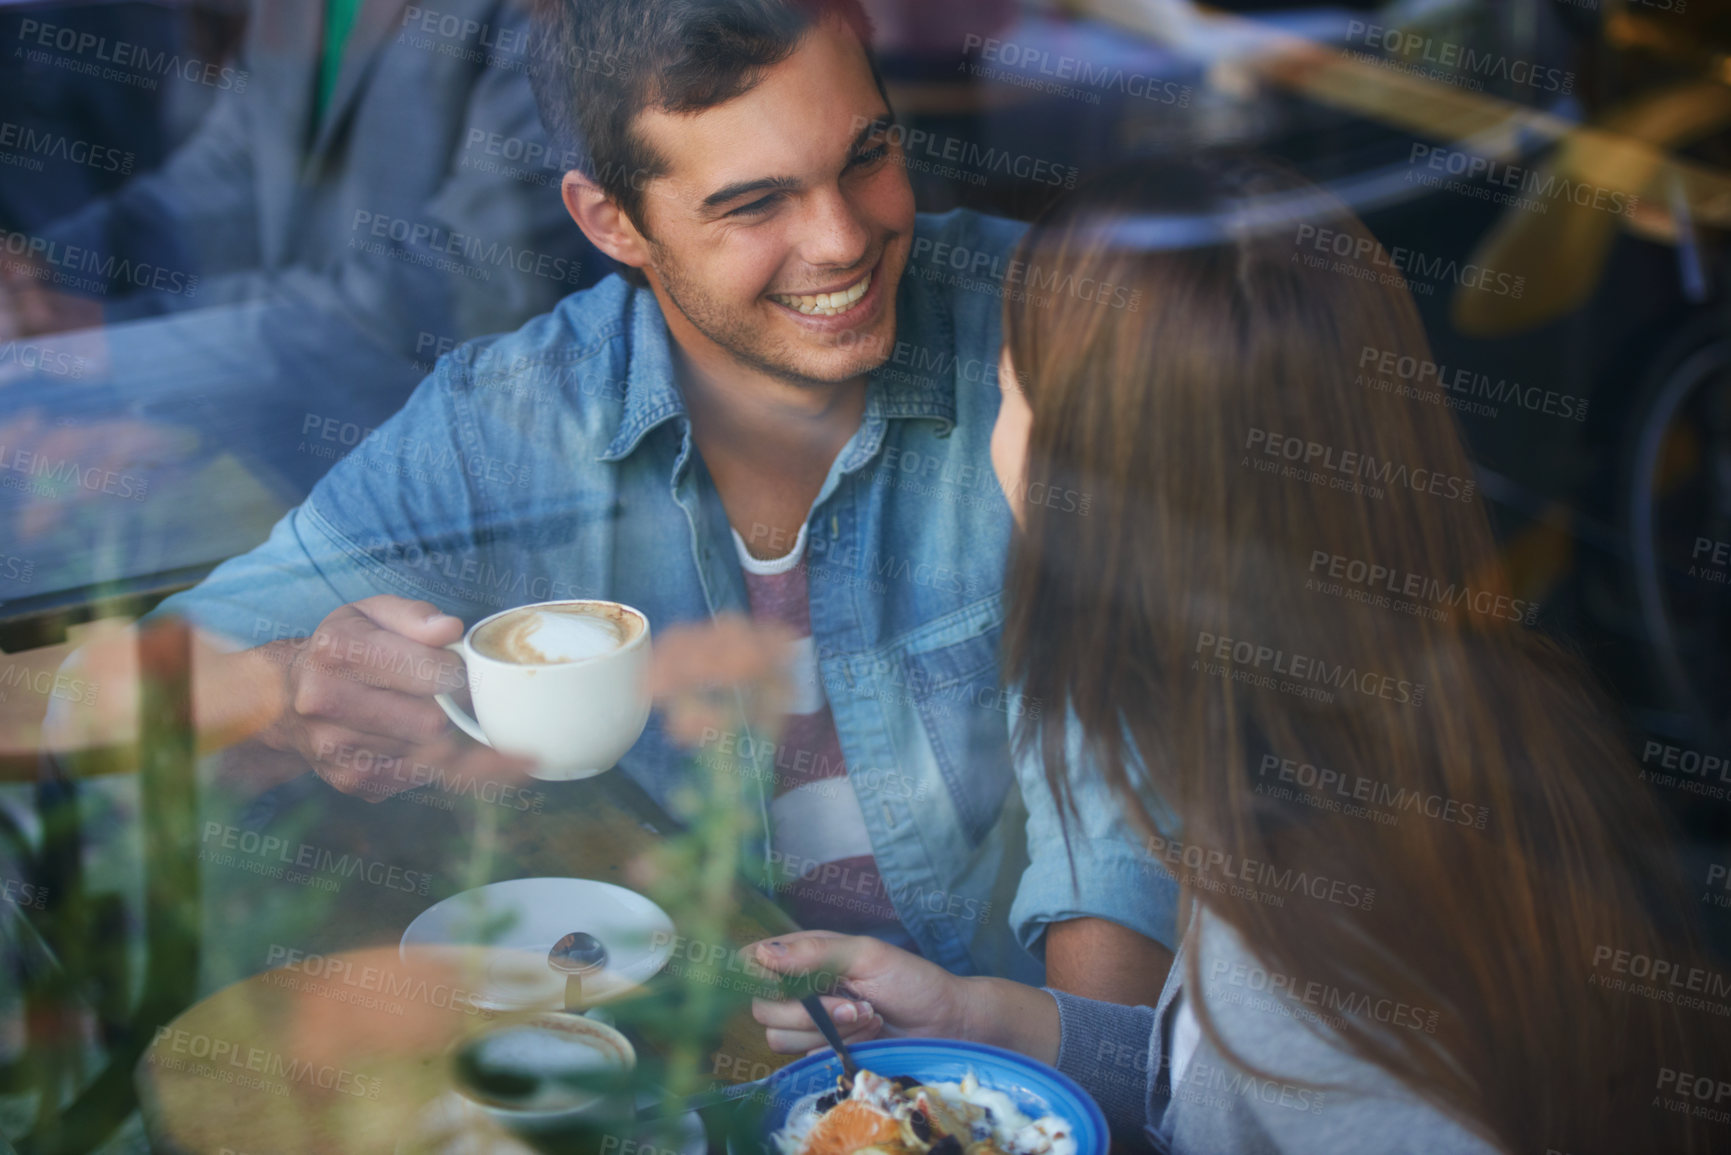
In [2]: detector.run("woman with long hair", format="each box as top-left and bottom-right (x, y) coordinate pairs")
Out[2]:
(745, 154), (1725, 1154)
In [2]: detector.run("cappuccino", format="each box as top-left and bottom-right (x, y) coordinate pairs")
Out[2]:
(437, 598), (652, 779)
(472, 604), (639, 665)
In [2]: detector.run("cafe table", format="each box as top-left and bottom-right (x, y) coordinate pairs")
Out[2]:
(134, 756), (804, 1154)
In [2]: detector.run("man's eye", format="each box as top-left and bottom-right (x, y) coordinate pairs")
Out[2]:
(849, 144), (889, 169)
(728, 193), (784, 218)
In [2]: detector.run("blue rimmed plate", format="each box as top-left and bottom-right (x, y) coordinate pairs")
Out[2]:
(729, 1037), (1109, 1155)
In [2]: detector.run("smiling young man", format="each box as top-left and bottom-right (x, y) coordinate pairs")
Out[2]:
(106, 0), (1177, 994)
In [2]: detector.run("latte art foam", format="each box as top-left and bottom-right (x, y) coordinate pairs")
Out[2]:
(473, 606), (632, 665)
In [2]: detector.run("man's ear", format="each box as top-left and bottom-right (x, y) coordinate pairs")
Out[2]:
(562, 170), (653, 277)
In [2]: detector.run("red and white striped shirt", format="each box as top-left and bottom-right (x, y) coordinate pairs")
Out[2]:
(733, 524), (907, 941)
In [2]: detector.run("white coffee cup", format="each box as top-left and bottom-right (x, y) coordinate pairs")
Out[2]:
(440, 1011), (637, 1140)
(435, 600), (652, 781)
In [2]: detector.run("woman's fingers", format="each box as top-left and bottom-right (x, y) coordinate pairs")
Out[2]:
(764, 1014), (885, 1055)
(747, 932), (872, 982)
(751, 994), (874, 1030)
(754, 992), (882, 1054)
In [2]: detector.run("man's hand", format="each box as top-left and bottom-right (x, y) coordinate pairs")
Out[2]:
(256, 595), (530, 801)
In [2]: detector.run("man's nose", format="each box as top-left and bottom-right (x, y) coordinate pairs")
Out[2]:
(796, 186), (872, 271)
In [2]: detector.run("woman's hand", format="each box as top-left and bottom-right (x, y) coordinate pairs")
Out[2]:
(745, 931), (975, 1053)
(745, 931), (1063, 1064)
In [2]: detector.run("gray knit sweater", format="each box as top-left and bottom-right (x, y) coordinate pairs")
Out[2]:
(1046, 911), (1501, 1155)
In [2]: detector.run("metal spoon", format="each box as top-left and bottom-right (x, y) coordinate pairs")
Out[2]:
(548, 931), (608, 1012)
(801, 994), (862, 1089)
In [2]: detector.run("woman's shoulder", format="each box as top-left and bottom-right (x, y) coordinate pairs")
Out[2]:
(1166, 913), (1499, 1155)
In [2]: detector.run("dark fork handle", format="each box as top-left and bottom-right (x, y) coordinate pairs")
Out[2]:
(802, 994), (861, 1085)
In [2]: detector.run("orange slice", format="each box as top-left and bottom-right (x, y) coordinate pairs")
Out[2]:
(804, 1100), (904, 1155)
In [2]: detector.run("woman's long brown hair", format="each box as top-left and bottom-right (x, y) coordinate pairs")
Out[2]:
(1001, 155), (1722, 1154)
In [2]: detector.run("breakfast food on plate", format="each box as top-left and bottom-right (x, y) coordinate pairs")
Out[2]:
(773, 1068), (1077, 1155)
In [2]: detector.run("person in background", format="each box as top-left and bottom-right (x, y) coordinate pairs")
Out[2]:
(747, 155), (1724, 1155)
(0, 0), (602, 504)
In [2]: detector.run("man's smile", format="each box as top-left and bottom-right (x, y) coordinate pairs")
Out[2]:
(769, 267), (874, 318)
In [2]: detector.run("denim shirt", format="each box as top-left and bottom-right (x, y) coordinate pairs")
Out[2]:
(149, 208), (1143, 980)
(1008, 701), (1182, 957)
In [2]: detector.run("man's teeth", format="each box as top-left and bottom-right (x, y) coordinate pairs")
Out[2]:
(773, 272), (871, 317)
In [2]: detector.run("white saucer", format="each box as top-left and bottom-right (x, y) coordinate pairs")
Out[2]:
(398, 1090), (707, 1155)
(400, 878), (676, 1010)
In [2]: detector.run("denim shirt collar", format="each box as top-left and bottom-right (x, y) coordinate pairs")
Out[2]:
(599, 289), (690, 463)
(599, 274), (959, 467)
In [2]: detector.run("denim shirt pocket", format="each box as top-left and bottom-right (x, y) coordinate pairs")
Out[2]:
(902, 623), (1015, 846)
